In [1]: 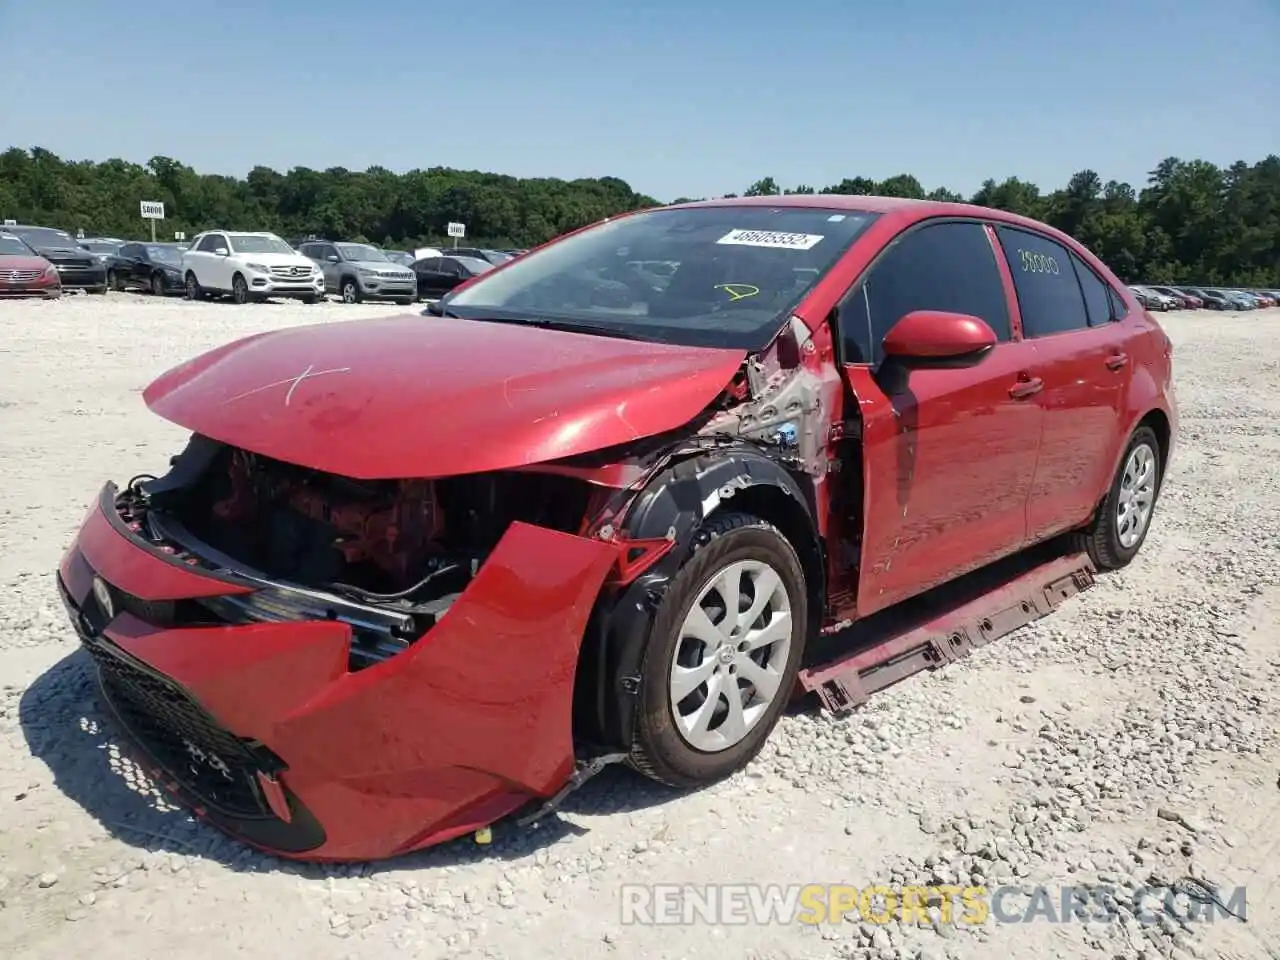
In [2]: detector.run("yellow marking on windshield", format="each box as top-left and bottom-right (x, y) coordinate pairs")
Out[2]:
(715, 283), (761, 302)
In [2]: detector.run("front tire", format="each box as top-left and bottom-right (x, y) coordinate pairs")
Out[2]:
(1073, 425), (1162, 570)
(151, 272), (166, 296)
(341, 278), (361, 303)
(232, 272), (250, 304)
(628, 512), (807, 788)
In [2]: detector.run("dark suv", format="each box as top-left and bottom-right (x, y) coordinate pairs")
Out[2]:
(0, 224), (107, 293)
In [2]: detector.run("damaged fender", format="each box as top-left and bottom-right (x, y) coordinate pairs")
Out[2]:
(589, 445), (823, 749)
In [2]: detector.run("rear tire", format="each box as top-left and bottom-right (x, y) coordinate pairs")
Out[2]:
(627, 512), (807, 789)
(1073, 425), (1162, 571)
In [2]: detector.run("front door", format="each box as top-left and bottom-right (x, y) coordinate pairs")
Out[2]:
(834, 219), (1045, 616)
(990, 226), (1133, 541)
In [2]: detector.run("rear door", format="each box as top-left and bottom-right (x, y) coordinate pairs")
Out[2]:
(991, 225), (1133, 541)
(836, 219), (1044, 616)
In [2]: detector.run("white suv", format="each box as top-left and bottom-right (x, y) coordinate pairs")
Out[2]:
(182, 230), (325, 304)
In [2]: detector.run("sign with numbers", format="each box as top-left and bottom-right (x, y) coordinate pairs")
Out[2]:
(446, 222), (465, 238)
(140, 201), (165, 220)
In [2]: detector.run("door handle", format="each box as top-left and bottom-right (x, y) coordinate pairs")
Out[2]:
(1008, 376), (1043, 399)
(1105, 352), (1129, 370)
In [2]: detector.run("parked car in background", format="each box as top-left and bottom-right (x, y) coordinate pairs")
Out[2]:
(108, 242), (190, 295)
(1180, 287), (1229, 310)
(443, 246), (513, 266)
(1258, 290), (1280, 304)
(0, 232), (61, 298)
(298, 240), (417, 304)
(0, 224), (107, 293)
(1222, 290), (1257, 310)
(1201, 288), (1251, 310)
(382, 249), (415, 267)
(412, 246), (443, 260)
(182, 230), (324, 303)
(80, 238), (125, 263)
(1241, 290), (1274, 307)
(410, 254), (494, 300)
(55, 194), (1176, 862)
(1147, 285), (1199, 308)
(1130, 285), (1177, 311)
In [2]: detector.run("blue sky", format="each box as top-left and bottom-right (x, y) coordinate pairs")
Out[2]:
(2, 0), (1276, 202)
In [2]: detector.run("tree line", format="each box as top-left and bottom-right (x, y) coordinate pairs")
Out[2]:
(1, 146), (1276, 285)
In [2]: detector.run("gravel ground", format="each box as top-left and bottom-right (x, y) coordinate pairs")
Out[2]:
(2, 292), (1278, 960)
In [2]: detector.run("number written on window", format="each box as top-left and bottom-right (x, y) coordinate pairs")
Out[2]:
(1017, 249), (1060, 275)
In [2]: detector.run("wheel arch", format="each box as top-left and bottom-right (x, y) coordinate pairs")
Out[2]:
(572, 445), (825, 751)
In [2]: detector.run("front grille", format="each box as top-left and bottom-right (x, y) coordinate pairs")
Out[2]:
(2, 269), (42, 282)
(48, 255), (93, 268)
(270, 265), (311, 278)
(85, 639), (269, 817)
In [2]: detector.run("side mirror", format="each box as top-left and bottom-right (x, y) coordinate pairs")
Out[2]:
(326, 255), (339, 263)
(881, 310), (996, 370)
(214, 247), (229, 257)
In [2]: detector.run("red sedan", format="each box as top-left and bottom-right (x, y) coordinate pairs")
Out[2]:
(0, 232), (61, 298)
(56, 196), (1176, 860)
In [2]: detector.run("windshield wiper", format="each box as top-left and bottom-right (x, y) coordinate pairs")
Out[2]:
(465, 314), (655, 342)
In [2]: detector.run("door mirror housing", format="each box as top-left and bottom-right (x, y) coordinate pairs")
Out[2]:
(214, 247), (229, 257)
(326, 254), (339, 262)
(881, 310), (997, 370)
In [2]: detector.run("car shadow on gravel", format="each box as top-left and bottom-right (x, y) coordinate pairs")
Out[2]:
(19, 647), (685, 878)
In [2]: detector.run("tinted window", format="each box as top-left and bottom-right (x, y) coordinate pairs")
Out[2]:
(196, 234), (222, 252)
(1071, 254), (1114, 327)
(996, 227), (1088, 337)
(119, 243), (141, 259)
(838, 220), (1011, 365)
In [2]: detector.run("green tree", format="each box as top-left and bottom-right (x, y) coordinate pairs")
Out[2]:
(2, 146), (1276, 284)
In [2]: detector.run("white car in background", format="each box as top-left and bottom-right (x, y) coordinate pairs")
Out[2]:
(182, 230), (325, 304)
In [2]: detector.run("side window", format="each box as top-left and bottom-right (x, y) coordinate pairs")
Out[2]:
(194, 235), (215, 252)
(439, 259), (461, 277)
(299, 244), (316, 258)
(995, 226), (1088, 337)
(1070, 253), (1113, 327)
(120, 243), (140, 259)
(1108, 286), (1128, 319)
(838, 221), (1012, 365)
(197, 233), (224, 253)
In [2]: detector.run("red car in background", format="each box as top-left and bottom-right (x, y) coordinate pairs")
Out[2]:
(0, 232), (61, 298)
(56, 196), (1176, 861)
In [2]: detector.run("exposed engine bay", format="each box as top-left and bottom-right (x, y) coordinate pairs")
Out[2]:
(126, 435), (595, 668)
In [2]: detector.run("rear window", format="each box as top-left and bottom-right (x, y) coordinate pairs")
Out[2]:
(994, 226), (1089, 337)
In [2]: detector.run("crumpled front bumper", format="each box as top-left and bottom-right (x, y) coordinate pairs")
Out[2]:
(57, 483), (620, 861)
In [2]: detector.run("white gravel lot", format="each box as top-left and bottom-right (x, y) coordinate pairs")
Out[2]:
(1, 292), (1279, 960)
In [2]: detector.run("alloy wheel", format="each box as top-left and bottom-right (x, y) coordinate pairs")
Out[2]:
(669, 559), (793, 752)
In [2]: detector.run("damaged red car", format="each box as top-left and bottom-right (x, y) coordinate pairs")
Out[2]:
(57, 196), (1176, 861)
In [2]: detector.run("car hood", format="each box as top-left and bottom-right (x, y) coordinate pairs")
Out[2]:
(0, 255), (50, 270)
(142, 313), (747, 479)
(351, 259), (413, 272)
(222, 251), (314, 267)
(31, 244), (90, 257)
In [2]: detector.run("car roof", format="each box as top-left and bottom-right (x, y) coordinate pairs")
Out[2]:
(667, 194), (1087, 241)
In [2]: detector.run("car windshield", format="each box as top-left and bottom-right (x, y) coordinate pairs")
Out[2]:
(483, 250), (513, 263)
(11, 226), (80, 248)
(445, 206), (879, 348)
(383, 250), (413, 264)
(227, 234), (294, 254)
(337, 242), (388, 262)
(147, 245), (183, 264)
(0, 236), (32, 255)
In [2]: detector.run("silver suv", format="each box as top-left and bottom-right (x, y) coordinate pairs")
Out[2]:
(299, 240), (417, 304)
